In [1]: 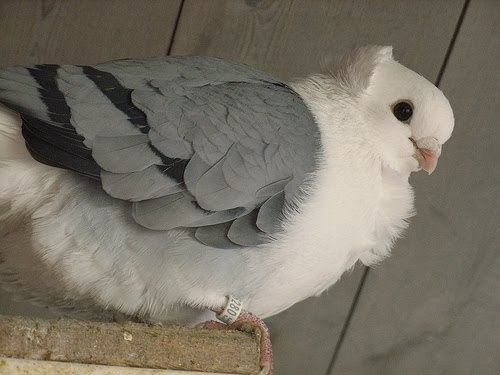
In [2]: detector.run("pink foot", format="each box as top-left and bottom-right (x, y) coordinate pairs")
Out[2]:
(200, 310), (273, 375)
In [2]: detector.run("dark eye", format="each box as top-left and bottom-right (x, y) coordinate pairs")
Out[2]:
(392, 101), (413, 123)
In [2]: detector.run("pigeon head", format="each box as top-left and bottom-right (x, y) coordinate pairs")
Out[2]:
(353, 46), (455, 175)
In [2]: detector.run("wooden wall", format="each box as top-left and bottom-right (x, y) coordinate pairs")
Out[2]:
(0, 1), (498, 374)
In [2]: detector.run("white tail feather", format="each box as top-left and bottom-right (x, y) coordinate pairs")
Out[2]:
(0, 104), (29, 159)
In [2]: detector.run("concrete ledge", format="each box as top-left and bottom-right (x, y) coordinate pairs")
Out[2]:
(0, 315), (260, 374)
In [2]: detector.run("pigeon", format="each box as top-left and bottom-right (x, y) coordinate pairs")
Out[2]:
(0, 46), (454, 374)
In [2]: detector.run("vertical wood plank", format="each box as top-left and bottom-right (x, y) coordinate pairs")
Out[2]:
(0, 0), (182, 66)
(331, 1), (500, 374)
(171, 1), (465, 374)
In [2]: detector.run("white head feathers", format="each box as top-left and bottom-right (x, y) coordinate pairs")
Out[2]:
(295, 45), (455, 175)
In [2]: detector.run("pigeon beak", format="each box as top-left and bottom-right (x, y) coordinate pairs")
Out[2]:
(411, 137), (441, 175)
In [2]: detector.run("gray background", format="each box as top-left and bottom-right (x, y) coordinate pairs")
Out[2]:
(0, 1), (498, 374)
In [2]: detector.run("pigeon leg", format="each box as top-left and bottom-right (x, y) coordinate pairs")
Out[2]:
(201, 310), (273, 375)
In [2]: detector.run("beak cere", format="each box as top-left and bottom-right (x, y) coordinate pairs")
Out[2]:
(412, 137), (441, 174)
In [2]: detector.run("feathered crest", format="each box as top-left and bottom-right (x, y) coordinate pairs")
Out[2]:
(321, 45), (393, 95)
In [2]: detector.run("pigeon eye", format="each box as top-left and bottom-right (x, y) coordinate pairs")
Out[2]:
(392, 101), (413, 123)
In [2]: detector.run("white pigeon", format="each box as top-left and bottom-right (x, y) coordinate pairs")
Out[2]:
(0, 46), (453, 372)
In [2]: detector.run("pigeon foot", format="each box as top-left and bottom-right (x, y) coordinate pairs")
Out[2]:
(200, 309), (273, 375)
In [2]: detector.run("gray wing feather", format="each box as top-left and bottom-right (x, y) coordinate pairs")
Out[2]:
(132, 193), (198, 230)
(255, 177), (291, 199)
(92, 135), (161, 173)
(148, 128), (193, 159)
(189, 150), (256, 211)
(101, 166), (183, 201)
(60, 68), (143, 139)
(0, 69), (50, 121)
(227, 210), (269, 246)
(195, 222), (242, 250)
(256, 192), (285, 233)
(133, 192), (252, 231)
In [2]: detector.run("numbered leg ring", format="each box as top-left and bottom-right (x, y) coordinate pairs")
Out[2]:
(216, 295), (243, 325)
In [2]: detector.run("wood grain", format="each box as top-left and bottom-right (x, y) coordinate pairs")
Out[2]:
(0, 315), (259, 374)
(331, 1), (500, 374)
(171, 1), (466, 374)
(172, 0), (464, 81)
(0, 0), (182, 66)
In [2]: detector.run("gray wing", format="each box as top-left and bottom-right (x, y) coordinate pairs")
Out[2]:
(0, 57), (321, 248)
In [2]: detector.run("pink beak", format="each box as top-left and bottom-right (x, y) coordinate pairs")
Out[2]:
(412, 137), (441, 174)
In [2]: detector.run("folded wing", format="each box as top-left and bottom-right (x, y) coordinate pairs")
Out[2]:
(0, 57), (321, 248)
